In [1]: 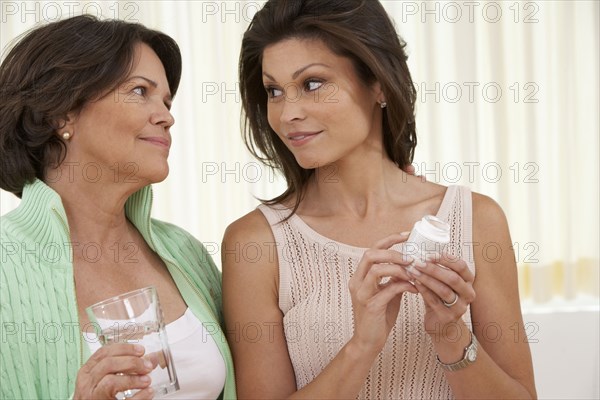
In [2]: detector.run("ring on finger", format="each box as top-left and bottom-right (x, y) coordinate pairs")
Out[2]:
(378, 276), (391, 286)
(442, 292), (459, 307)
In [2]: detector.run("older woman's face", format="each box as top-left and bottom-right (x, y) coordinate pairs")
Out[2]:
(63, 43), (174, 186)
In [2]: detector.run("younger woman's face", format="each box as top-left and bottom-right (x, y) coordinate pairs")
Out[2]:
(262, 38), (384, 170)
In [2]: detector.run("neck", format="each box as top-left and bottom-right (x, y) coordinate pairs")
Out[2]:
(46, 164), (145, 244)
(304, 154), (410, 219)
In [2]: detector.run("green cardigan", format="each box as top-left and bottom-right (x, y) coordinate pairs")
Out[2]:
(0, 180), (236, 399)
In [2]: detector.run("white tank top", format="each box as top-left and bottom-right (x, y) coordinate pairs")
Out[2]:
(85, 308), (226, 399)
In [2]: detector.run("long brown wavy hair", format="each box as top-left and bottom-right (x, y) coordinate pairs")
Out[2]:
(239, 0), (417, 216)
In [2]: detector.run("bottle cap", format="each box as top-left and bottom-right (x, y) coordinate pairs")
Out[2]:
(404, 215), (450, 260)
(413, 215), (450, 244)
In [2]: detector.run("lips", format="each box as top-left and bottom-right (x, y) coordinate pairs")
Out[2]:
(286, 131), (321, 147)
(140, 137), (170, 148)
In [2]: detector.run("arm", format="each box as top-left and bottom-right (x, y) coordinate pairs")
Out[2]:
(222, 210), (418, 399)
(0, 243), (154, 400)
(409, 193), (537, 399)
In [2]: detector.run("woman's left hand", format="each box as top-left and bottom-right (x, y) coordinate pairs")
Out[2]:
(407, 251), (475, 337)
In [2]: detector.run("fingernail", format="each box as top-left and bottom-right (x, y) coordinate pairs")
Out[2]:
(408, 266), (421, 276)
(134, 344), (145, 354)
(404, 254), (416, 264)
(426, 253), (439, 262)
(144, 359), (153, 369)
(140, 375), (151, 383)
(414, 259), (427, 268)
(400, 231), (410, 237)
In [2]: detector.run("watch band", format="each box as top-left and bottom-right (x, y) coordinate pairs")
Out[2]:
(436, 331), (478, 372)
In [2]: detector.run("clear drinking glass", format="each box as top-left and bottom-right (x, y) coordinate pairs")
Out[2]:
(86, 286), (179, 398)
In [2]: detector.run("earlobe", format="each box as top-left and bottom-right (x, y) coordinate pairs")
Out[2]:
(372, 81), (386, 107)
(54, 113), (76, 141)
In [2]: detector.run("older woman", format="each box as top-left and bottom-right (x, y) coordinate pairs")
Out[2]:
(0, 15), (235, 399)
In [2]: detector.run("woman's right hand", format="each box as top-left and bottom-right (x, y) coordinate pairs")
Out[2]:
(348, 233), (418, 353)
(73, 343), (157, 399)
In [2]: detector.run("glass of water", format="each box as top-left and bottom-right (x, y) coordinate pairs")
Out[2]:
(86, 286), (179, 398)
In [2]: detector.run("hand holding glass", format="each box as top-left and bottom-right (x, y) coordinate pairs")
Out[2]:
(86, 286), (179, 398)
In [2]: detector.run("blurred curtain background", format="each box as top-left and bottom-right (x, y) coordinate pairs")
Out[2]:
(2, 0), (597, 302)
(1, 2), (599, 397)
(0, 0), (600, 398)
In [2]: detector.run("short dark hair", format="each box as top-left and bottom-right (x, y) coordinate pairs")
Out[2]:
(0, 15), (182, 196)
(239, 0), (417, 215)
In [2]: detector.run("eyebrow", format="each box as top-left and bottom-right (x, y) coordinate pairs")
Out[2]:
(263, 63), (331, 81)
(127, 75), (172, 101)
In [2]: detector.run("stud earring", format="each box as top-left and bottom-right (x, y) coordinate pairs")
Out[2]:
(380, 101), (387, 109)
(62, 132), (71, 140)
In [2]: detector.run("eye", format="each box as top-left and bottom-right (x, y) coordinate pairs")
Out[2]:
(265, 86), (283, 99)
(304, 79), (324, 92)
(132, 86), (146, 96)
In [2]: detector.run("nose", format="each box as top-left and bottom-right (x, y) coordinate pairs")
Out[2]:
(151, 102), (175, 129)
(279, 88), (306, 124)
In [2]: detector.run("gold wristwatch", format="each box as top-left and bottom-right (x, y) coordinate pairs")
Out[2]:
(437, 332), (478, 372)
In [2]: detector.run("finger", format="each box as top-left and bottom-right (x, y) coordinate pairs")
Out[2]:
(412, 272), (459, 308)
(368, 280), (418, 309)
(409, 259), (474, 306)
(93, 355), (155, 379)
(95, 373), (152, 399)
(426, 252), (474, 283)
(413, 259), (468, 293)
(354, 245), (412, 281)
(82, 343), (146, 377)
(144, 351), (164, 369)
(413, 279), (455, 311)
(363, 262), (414, 288)
(372, 232), (411, 249)
(355, 262), (407, 302)
(131, 387), (156, 399)
(355, 254), (416, 293)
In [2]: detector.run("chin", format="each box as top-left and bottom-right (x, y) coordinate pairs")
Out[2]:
(153, 168), (170, 183)
(143, 165), (170, 185)
(294, 154), (326, 170)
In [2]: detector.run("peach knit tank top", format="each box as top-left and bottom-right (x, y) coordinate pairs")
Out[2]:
(258, 185), (474, 399)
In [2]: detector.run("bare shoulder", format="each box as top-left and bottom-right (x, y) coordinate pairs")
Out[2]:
(472, 191), (506, 220)
(223, 208), (273, 245)
(471, 191), (510, 240)
(225, 208), (269, 236)
(221, 207), (279, 290)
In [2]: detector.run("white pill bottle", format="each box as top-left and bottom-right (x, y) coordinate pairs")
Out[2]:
(404, 215), (451, 272)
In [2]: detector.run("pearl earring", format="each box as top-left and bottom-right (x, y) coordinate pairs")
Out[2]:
(62, 132), (71, 140)
(380, 101), (387, 109)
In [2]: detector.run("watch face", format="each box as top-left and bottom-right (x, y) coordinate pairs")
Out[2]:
(467, 348), (477, 362)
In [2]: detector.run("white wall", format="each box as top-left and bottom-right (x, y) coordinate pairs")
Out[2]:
(524, 304), (600, 399)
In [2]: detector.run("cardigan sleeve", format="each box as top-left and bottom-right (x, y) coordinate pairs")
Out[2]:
(1, 246), (35, 399)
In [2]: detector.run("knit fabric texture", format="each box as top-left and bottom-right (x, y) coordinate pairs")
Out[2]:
(0, 179), (236, 399)
(258, 185), (474, 399)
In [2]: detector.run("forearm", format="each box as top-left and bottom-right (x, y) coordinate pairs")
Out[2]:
(444, 349), (535, 399)
(433, 323), (535, 399)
